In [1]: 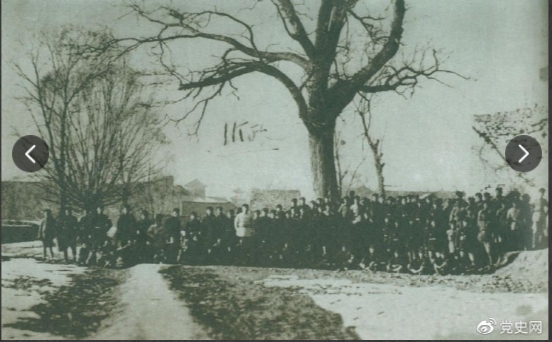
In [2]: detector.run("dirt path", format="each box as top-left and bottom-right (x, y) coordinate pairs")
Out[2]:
(90, 264), (209, 340)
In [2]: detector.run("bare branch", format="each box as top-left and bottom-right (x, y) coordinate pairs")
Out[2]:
(360, 49), (470, 95)
(271, 0), (316, 58)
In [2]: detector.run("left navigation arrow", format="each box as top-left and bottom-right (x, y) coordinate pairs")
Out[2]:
(12, 135), (49, 172)
(25, 145), (36, 164)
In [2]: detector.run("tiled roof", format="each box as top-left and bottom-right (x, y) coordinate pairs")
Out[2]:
(184, 179), (205, 188)
(182, 196), (230, 203)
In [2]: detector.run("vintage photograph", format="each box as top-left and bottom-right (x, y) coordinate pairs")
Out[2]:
(1, 0), (549, 340)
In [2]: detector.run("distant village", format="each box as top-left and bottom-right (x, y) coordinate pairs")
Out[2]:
(1, 176), (459, 223)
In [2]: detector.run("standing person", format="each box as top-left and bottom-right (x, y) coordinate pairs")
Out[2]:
(147, 214), (166, 263)
(409, 217), (424, 262)
(456, 218), (475, 272)
(309, 200), (318, 213)
(495, 201), (509, 254)
(381, 216), (393, 254)
(234, 204), (255, 266)
(506, 200), (523, 251)
(347, 191), (356, 205)
(298, 197), (310, 215)
(135, 210), (153, 263)
(299, 206), (314, 258)
(37, 209), (57, 261)
(488, 187), (505, 247)
(115, 205), (136, 248)
(519, 194), (533, 250)
(223, 209), (237, 258)
(369, 194), (382, 226)
(77, 209), (93, 265)
(337, 197), (353, 254)
(213, 206), (227, 243)
(446, 220), (458, 256)
(78, 209), (93, 245)
(310, 206), (325, 263)
(57, 207), (79, 263)
(350, 207), (364, 259)
(115, 205), (137, 267)
(316, 197), (324, 209)
(88, 206), (112, 265)
(284, 208), (298, 256)
(319, 204), (335, 261)
(289, 198), (299, 218)
(164, 208), (182, 264)
(271, 206), (285, 254)
(477, 201), (493, 267)
(338, 197), (352, 221)
(449, 191), (468, 224)
(474, 192), (484, 210)
(431, 198), (446, 228)
(532, 188), (548, 249)
(183, 212), (203, 264)
(202, 206), (217, 251)
(255, 208), (270, 252)
(275, 204), (285, 220)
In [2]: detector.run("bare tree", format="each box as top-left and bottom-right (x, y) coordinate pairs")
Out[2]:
(334, 127), (345, 195)
(97, 0), (465, 199)
(13, 28), (167, 211)
(355, 94), (386, 196)
(334, 123), (368, 197)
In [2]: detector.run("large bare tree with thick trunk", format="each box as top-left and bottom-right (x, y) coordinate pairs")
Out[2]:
(100, 0), (463, 200)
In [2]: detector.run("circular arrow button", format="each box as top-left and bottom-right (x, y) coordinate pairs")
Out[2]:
(504, 135), (542, 172)
(12, 135), (49, 172)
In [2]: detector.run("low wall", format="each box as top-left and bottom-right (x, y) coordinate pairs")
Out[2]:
(1, 224), (39, 244)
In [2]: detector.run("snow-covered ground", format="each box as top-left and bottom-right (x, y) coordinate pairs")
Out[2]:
(262, 275), (548, 339)
(2, 258), (85, 340)
(2, 241), (548, 340)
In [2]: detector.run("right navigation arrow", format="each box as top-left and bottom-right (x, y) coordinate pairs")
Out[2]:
(505, 135), (542, 172)
(518, 144), (529, 163)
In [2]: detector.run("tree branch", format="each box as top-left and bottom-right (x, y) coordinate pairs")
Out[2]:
(106, 5), (312, 71)
(271, 0), (316, 58)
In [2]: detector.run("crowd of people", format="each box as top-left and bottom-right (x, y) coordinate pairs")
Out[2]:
(36, 187), (548, 275)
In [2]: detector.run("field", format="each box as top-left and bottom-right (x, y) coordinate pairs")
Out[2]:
(1, 241), (548, 340)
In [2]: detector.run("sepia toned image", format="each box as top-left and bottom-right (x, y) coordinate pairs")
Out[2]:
(1, 0), (548, 340)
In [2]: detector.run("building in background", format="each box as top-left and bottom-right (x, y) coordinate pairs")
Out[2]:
(249, 189), (302, 210)
(179, 179), (237, 218)
(1, 176), (236, 222)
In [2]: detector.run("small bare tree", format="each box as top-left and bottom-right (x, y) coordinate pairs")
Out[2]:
(13, 28), (167, 211)
(334, 123), (368, 197)
(355, 94), (386, 196)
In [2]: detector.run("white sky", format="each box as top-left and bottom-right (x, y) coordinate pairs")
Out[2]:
(1, 0), (548, 199)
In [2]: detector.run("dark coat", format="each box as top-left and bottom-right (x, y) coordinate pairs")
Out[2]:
(116, 213), (137, 244)
(37, 215), (57, 241)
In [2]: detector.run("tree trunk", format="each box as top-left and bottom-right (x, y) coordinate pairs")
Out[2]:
(367, 140), (386, 197)
(375, 159), (386, 196)
(309, 127), (339, 200)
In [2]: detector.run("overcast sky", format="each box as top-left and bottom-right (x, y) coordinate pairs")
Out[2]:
(2, 0), (548, 199)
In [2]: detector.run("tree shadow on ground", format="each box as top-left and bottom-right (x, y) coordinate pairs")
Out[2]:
(3, 267), (127, 339)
